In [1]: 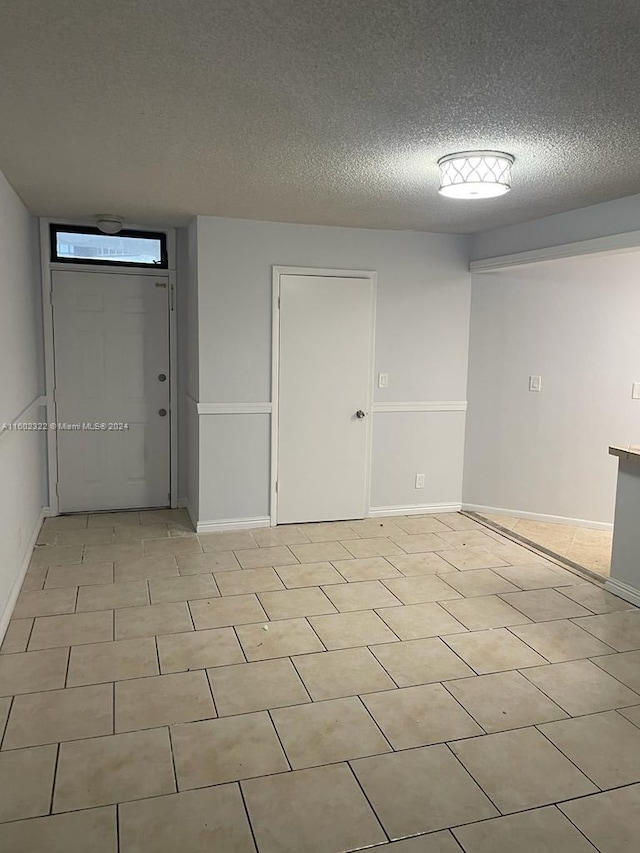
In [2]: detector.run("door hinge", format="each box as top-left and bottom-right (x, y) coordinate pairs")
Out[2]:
(170, 283), (175, 311)
(275, 481), (279, 493)
(277, 296), (281, 309)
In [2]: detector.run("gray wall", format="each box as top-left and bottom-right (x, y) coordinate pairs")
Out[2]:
(183, 219), (200, 518)
(191, 216), (471, 524)
(0, 169), (47, 635)
(463, 251), (640, 524)
(176, 226), (188, 503)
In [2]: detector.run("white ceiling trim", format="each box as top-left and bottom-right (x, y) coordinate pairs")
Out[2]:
(470, 229), (640, 273)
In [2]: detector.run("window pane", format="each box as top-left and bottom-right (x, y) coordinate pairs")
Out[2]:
(55, 230), (163, 265)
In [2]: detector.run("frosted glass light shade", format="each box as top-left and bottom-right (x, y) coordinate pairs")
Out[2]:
(438, 151), (514, 199)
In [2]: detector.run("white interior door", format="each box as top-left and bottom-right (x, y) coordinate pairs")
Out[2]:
(276, 273), (375, 524)
(52, 270), (170, 512)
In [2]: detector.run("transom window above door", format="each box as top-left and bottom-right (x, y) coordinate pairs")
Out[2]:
(50, 224), (168, 268)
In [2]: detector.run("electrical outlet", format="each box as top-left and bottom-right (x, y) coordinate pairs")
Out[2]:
(529, 375), (542, 392)
(378, 373), (388, 388)
(632, 382), (640, 400)
(415, 473), (425, 489)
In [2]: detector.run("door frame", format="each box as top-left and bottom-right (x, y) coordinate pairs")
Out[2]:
(39, 218), (178, 516)
(270, 265), (377, 526)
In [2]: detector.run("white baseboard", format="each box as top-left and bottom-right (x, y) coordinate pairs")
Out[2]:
(0, 508), (46, 646)
(463, 504), (613, 531)
(196, 516), (271, 534)
(604, 576), (640, 608)
(370, 503), (462, 518)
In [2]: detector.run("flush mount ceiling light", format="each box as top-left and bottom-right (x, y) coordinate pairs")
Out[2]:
(95, 214), (124, 234)
(437, 150), (514, 199)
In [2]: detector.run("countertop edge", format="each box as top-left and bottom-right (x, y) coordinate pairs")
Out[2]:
(609, 445), (640, 460)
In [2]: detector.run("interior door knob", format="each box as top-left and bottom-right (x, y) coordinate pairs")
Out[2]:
(158, 408), (167, 417)
(355, 410), (366, 419)
(158, 373), (167, 382)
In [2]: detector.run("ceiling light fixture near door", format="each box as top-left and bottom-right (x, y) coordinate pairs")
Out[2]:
(437, 150), (514, 199)
(95, 214), (124, 234)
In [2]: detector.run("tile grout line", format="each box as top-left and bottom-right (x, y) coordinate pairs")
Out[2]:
(556, 585), (637, 616)
(354, 693), (396, 754)
(63, 645), (71, 689)
(265, 708), (293, 772)
(302, 614), (329, 652)
(436, 633), (484, 678)
(436, 680), (490, 735)
(502, 621), (619, 666)
(343, 760), (391, 844)
(443, 740), (503, 816)
(237, 779), (261, 853)
(166, 725), (180, 796)
(230, 625), (248, 663)
(0, 696), (13, 750)
(48, 741), (61, 816)
(115, 800), (121, 853)
(446, 829), (468, 853)
(370, 608), (405, 643)
(203, 669), (219, 717)
(362, 644), (401, 690)
(615, 707), (640, 730)
(556, 803), (609, 852)
(516, 663), (640, 715)
(533, 721), (603, 792)
(494, 591), (593, 624)
(286, 654), (314, 704)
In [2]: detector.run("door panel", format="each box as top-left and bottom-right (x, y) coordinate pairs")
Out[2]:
(52, 271), (170, 512)
(277, 274), (374, 523)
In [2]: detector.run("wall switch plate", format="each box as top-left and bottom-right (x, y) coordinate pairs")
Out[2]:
(529, 375), (542, 392)
(415, 473), (425, 489)
(378, 373), (388, 388)
(633, 382), (640, 400)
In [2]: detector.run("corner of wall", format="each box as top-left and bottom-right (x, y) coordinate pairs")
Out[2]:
(0, 172), (48, 642)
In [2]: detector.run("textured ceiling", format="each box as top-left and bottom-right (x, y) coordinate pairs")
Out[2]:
(1, 0), (640, 233)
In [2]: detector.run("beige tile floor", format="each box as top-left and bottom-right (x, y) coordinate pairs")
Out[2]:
(478, 514), (613, 576)
(0, 509), (639, 851)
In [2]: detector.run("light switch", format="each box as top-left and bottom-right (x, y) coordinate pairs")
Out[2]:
(378, 373), (389, 388)
(529, 375), (542, 392)
(632, 382), (640, 400)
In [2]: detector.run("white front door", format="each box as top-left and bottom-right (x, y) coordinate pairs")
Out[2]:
(52, 270), (170, 512)
(276, 273), (375, 524)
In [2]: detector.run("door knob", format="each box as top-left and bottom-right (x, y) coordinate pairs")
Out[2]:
(355, 410), (366, 419)
(158, 408), (167, 417)
(158, 373), (167, 382)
